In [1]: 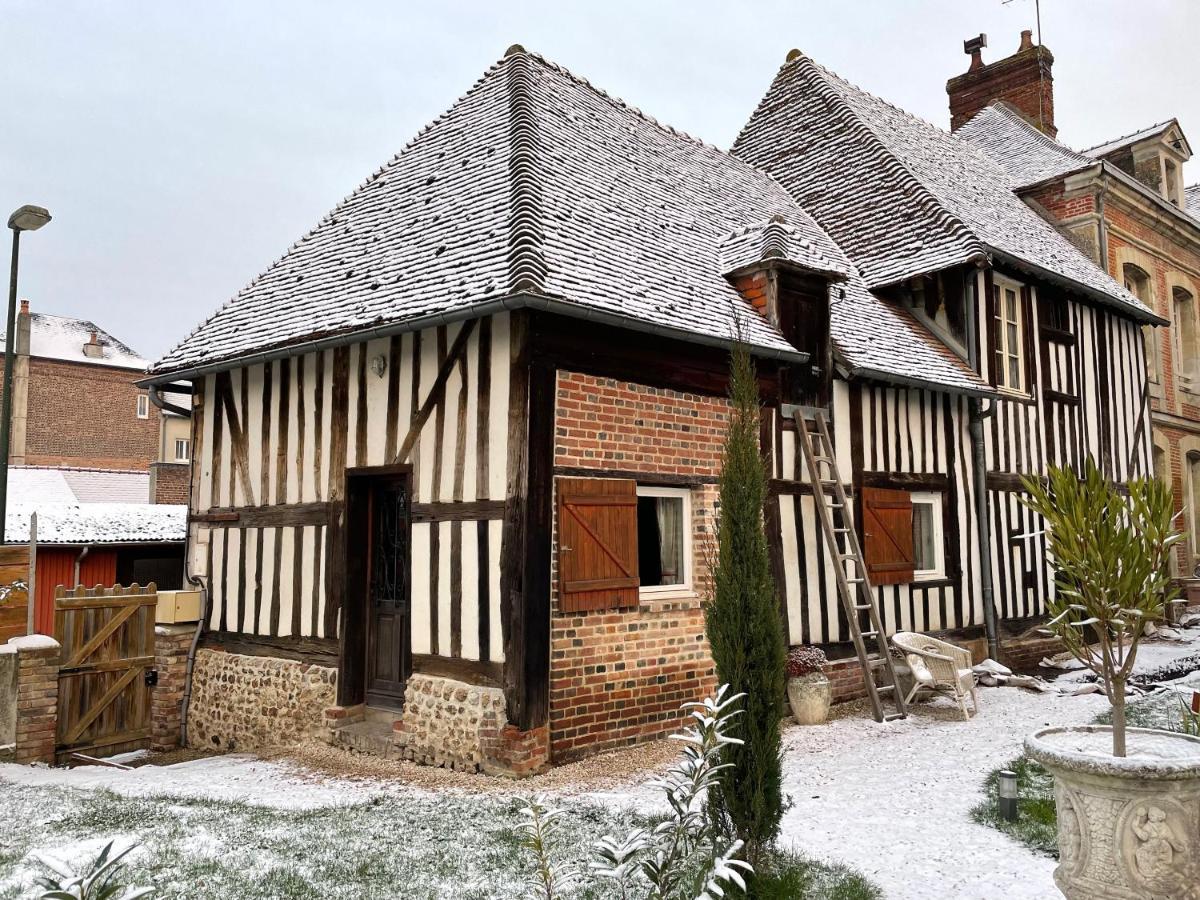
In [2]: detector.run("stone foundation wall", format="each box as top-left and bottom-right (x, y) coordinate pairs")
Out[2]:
(393, 673), (549, 776)
(186, 649), (336, 752)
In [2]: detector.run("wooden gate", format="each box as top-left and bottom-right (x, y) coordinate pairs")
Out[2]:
(54, 583), (157, 762)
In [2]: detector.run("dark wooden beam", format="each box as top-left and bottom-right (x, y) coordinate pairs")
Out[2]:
(554, 466), (718, 487)
(192, 502), (331, 528)
(411, 653), (502, 688)
(201, 631), (339, 668)
(410, 500), (506, 522)
(394, 319), (478, 465)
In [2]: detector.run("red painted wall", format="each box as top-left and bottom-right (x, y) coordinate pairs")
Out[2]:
(33, 548), (119, 635)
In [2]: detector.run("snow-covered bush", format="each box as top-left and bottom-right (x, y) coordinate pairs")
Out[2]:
(786, 646), (827, 678)
(34, 839), (153, 899)
(517, 685), (751, 900)
(0, 579), (27, 605)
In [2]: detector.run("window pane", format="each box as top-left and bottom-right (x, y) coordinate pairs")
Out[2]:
(913, 502), (937, 571)
(1006, 289), (1018, 320)
(1008, 355), (1020, 388)
(637, 496), (685, 586)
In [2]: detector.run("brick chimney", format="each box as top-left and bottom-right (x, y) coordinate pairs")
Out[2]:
(83, 329), (104, 359)
(947, 31), (1055, 137)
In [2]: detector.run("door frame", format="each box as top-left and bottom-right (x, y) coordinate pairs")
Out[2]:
(341, 464), (413, 710)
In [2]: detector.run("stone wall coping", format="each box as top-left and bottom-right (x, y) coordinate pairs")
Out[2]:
(155, 624), (197, 638)
(6, 635), (60, 653)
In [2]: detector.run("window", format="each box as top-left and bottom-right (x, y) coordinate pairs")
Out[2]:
(862, 487), (946, 585)
(1165, 159), (1181, 206)
(910, 492), (945, 581)
(1174, 287), (1198, 387)
(174, 439), (190, 462)
(991, 276), (1026, 393)
(136, 394), (150, 419)
(636, 486), (692, 594)
(1124, 265), (1159, 383)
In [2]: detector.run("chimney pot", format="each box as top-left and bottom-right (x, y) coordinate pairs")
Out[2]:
(19, 300), (28, 314)
(1019, 29), (1034, 51)
(963, 33), (988, 72)
(89, 330), (98, 344)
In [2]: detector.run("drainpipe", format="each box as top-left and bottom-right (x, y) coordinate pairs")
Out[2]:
(964, 266), (1001, 660)
(175, 385), (206, 748)
(73, 546), (90, 586)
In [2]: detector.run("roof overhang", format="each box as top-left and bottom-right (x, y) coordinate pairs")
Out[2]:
(141, 290), (810, 385)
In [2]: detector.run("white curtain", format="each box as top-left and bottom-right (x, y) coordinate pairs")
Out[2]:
(656, 499), (683, 585)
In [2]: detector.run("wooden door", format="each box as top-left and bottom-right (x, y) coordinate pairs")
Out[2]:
(54, 584), (157, 762)
(365, 477), (412, 709)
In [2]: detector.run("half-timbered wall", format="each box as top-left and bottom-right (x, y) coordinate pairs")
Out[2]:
(771, 380), (980, 645)
(187, 313), (512, 670)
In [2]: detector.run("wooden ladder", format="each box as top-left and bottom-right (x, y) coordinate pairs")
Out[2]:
(788, 404), (907, 723)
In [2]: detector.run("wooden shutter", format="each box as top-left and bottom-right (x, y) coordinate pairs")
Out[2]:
(557, 478), (640, 612)
(861, 487), (914, 586)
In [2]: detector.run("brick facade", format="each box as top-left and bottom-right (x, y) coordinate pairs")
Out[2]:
(9, 636), (60, 765)
(947, 33), (1055, 136)
(549, 371), (725, 761)
(151, 625), (193, 751)
(17, 358), (158, 470)
(150, 462), (190, 504)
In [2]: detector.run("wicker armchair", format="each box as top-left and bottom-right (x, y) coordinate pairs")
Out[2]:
(891, 631), (979, 720)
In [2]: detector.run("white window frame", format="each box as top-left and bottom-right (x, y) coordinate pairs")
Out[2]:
(910, 491), (945, 582)
(992, 275), (1026, 396)
(636, 485), (693, 596)
(174, 438), (191, 462)
(136, 394), (150, 419)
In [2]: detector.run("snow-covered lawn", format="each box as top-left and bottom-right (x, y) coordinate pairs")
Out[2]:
(1, 628), (1197, 899)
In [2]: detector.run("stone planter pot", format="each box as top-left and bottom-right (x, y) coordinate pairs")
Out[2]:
(787, 673), (831, 726)
(1026, 725), (1200, 900)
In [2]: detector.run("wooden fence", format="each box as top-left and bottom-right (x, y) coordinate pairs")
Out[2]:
(0, 545), (32, 643)
(54, 583), (157, 762)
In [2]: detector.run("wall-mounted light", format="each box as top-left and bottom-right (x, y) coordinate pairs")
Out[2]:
(370, 354), (387, 379)
(998, 769), (1019, 821)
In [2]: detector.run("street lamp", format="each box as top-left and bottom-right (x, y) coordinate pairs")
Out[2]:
(0, 205), (52, 542)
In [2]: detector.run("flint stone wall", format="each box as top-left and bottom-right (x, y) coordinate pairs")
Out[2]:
(394, 673), (507, 772)
(187, 649), (336, 751)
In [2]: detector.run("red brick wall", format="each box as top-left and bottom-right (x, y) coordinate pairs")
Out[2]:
(150, 462), (190, 504)
(19, 359), (158, 470)
(947, 45), (1055, 135)
(549, 371), (728, 761)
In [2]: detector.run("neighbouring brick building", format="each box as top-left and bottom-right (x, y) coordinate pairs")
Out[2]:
(950, 31), (1200, 588)
(0, 302), (159, 471)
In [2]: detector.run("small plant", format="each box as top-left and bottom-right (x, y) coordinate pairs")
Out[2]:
(517, 685), (751, 900)
(786, 646), (827, 678)
(1021, 457), (1183, 757)
(34, 840), (153, 900)
(1176, 691), (1200, 737)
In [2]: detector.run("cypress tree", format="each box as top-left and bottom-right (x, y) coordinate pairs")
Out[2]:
(705, 341), (786, 867)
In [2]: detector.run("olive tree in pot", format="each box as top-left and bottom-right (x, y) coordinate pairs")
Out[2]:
(786, 646), (831, 725)
(1020, 458), (1200, 900)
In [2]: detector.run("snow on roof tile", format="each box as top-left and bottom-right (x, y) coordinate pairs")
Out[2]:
(1082, 119), (1180, 159)
(5, 503), (185, 544)
(1, 312), (148, 370)
(732, 52), (1160, 324)
(955, 102), (1095, 187)
(1187, 184), (1200, 223)
(719, 215), (849, 280)
(150, 48), (859, 378)
(7, 466), (149, 505)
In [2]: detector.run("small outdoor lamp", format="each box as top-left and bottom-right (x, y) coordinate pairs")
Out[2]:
(0, 205), (52, 541)
(998, 769), (1019, 821)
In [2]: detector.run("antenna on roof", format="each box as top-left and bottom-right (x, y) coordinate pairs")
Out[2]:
(1001, 0), (1047, 133)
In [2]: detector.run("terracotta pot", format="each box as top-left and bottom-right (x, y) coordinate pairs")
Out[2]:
(1026, 725), (1200, 900)
(787, 673), (831, 726)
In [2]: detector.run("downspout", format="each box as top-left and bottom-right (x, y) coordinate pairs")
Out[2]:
(73, 546), (90, 586)
(964, 266), (1001, 660)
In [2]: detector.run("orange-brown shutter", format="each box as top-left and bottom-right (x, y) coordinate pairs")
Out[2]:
(861, 487), (914, 586)
(557, 478), (640, 612)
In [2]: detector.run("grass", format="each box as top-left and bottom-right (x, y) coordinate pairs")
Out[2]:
(971, 677), (1200, 858)
(0, 779), (878, 899)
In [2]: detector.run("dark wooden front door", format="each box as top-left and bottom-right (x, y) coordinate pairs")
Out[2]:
(364, 477), (412, 709)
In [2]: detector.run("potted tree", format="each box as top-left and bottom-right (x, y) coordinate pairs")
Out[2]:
(786, 645), (831, 726)
(1021, 458), (1200, 900)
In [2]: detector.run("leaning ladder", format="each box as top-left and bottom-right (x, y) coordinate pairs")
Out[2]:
(788, 405), (907, 723)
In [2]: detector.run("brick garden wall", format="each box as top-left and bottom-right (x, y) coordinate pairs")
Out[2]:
(549, 371), (727, 761)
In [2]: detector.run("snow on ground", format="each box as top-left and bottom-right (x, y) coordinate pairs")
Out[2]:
(0, 754), (397, 810)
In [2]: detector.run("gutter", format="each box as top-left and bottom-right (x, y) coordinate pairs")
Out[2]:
(840, 363), (995, 400)
(139, 291), (811, 387)
(148, 383), (193, 419)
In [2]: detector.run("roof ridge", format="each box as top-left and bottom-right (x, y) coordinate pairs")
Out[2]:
(737, 51), (987, 279)
(504, 49), (548, 294)
(1081, 117), (1179, 155)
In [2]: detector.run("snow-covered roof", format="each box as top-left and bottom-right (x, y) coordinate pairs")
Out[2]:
(1187, 184), (1200, 223)
(5, 503), (186, 544)
(1, 310), (148, 371)
(1082, 118), (1189, 159)
(733, 52), (1162, 325)
(7, 466), (149, 505)
(955, 102), (1096, 187)
(149, 47), (857, 379)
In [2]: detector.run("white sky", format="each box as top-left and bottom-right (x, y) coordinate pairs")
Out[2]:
(3, 0), (1196, 362)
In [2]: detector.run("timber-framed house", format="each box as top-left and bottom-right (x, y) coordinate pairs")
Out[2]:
(142, 46), (1163, 774)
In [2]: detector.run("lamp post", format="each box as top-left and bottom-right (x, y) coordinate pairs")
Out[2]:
(0, 205), (52, 542)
